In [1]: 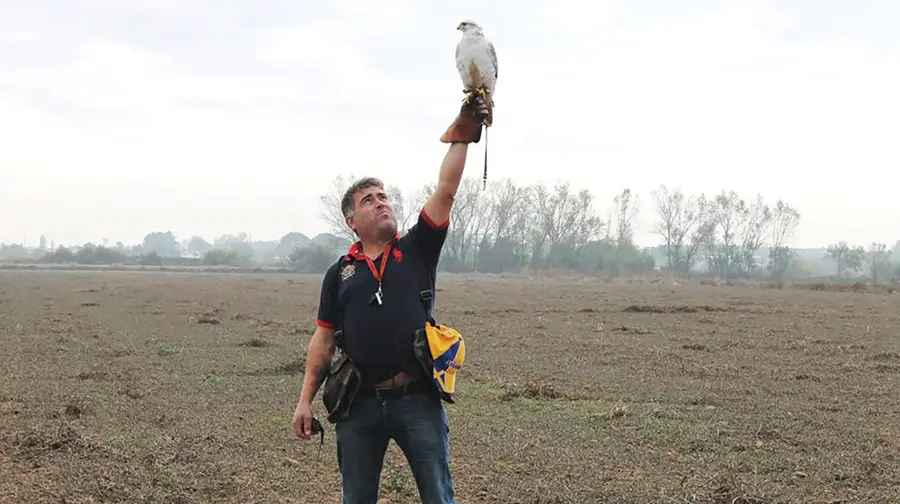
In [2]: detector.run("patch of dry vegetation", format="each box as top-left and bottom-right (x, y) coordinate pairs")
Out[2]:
(623, 304), (731, 313)
(794, 281), (899, 294)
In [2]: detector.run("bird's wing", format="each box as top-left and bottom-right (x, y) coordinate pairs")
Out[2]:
(488, 40), (498, 79)
(455, 42), (467, 78)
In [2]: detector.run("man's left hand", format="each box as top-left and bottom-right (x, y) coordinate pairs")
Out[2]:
(439, 94), (490, 144)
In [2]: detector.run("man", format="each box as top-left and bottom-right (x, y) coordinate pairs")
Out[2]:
(291, 96), (489, 504)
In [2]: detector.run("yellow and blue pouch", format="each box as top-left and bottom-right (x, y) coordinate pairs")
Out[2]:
(413, 320), (466, 403)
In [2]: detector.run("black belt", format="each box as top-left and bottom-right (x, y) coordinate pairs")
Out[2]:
(360, 379), (429, 399)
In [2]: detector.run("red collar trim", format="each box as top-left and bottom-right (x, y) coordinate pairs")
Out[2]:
(345, 233), (401, 262)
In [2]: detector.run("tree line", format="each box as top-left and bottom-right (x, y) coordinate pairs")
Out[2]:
(3, 174), (898, 283)
(319, 175), (899, 283)
(319, 175), (653, 276)
(25, 230), (346, 271)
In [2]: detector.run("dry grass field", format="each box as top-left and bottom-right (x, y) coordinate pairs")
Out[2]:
(1, 270), (898, 503)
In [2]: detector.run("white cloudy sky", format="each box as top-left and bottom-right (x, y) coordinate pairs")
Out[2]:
(1, 0), (897, 248)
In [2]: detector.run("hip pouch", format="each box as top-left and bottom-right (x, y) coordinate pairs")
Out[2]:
(322, 332), (361, 424)
(413, 320), (466, 404)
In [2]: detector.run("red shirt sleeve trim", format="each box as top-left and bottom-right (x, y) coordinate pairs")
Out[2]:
(420, 209), (450, 230)
(316, 319), (335, 329)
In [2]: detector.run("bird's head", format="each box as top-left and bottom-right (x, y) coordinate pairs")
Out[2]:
(457, 20), (482, 34)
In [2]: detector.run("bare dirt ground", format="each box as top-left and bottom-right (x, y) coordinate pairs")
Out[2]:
(1, 270), (898, 503)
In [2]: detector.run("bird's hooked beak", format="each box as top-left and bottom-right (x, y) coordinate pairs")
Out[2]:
(456, 23), (465, 31)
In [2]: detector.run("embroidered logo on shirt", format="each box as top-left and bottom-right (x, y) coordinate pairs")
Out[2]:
(340, 263), (355, 281)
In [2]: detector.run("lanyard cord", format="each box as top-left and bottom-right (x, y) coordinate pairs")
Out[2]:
(361, 242), (392, 288)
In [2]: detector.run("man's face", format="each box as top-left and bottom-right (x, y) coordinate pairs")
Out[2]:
(346, 185), (397, 241)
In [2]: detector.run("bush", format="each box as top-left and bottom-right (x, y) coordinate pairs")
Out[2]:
(138, 252), (163, 266)
(203, 249), (248, 266)
(41, 246), (76, 264)
(74, 244), (128, 265)
(288, 245), (335, 273)
(41, 245), (127, 265)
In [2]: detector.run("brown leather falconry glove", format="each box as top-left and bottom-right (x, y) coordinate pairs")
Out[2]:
(440, 94), (490, 144)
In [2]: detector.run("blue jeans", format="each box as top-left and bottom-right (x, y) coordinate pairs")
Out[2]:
(335, 389), (456, 504)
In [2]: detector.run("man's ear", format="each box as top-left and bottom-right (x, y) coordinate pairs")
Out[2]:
(345, 215), (356, 235)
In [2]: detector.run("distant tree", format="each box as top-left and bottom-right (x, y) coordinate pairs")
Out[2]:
(529, 181), (602, 269)
(214, 232), (248, 246)
(486, 178), (530, 265)
(734, 194), (771, 275)
(0, 244), (29, 259)
(476, 178), (531, 272)
(39, 235), (47, 251)
(273, 232), (311, 258)
(443, 177), (488, 270)
(214, 233), (255, 258)
(142, 231), (180, 257)
(650, 185), (711, 275)
(706, 190), (744, 278)
(612, 188), (639, 249)
(187, 236), (212, 256)
(768, 200), (801, 282)
(826, 241), (865, 278)
(866, 243), (892, 285)
(310, 233), (350, 250)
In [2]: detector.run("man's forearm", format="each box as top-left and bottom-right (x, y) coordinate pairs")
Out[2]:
(424, 143), (469, 225)
(298, 329), (335, 405)
(437, 143), (468, 197)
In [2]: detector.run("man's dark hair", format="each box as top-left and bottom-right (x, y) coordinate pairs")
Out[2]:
(341, 177), (385, 218)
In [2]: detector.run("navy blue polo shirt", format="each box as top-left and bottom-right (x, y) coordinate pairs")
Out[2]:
(316, 209), (448, 386)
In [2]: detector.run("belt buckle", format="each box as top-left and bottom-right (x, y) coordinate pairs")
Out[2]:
(374, 382), (411, 399)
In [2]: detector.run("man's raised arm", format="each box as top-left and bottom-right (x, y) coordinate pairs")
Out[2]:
(424, 96), (490, 225)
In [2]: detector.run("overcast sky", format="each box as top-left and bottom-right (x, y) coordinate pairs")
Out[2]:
(1, 0), (897, 249)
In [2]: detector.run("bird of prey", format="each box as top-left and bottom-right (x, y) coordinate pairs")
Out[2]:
(455, 20), (498, 127)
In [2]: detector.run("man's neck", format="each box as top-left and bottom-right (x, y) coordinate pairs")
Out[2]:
(360, 238), (392, 259)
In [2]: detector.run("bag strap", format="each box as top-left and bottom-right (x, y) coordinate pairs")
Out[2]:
(332, 255), (348, 350)
(412, 252), (435, 323)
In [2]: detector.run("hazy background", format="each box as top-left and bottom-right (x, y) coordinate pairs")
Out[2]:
(1, 0), (898, 249)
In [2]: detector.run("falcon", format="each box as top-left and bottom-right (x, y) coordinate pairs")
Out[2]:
(455, 20), (498, 127)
